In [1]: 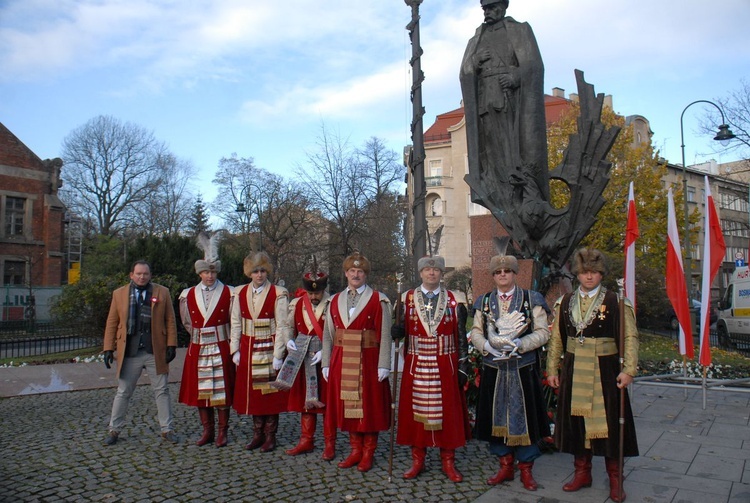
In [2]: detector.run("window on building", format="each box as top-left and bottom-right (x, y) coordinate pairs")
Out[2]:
(5, 197), (25, 236)
(429, 159), (442, 177)
(3, 260), (26, 285)
(687, 187), (696, 203)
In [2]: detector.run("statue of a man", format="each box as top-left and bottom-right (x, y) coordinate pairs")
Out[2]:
(460, 0), (549, 201)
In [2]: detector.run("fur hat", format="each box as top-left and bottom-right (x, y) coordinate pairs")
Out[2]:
(243, 251), (273, 278)
(571, 248), (608, 276)
(195, 259), (221, 274)
(342, 252), (370, 275)
(489, 254), (518, 274)
(302, 271), (328, 292)
(418, 255), (446, 272)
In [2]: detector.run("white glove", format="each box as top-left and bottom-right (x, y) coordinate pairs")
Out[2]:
(377, 368), (390, 382)
(484, 341), (504, 359)
(322, 367), (329, 381)
(310, 350), (322, 365)
(232, 352), (240, 366)
(273, 357), (283, 370)
(287, 339), (297, 351)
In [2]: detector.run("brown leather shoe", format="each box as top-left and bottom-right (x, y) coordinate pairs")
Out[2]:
(161, 431), (179, 444)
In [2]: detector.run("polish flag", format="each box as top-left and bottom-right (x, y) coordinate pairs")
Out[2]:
(624, 182), (639, 309)
(699, 176), (726, 367)
(666, 188), (693, 358)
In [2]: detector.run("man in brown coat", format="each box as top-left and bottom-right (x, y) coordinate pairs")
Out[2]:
(102, 260), (179, 445)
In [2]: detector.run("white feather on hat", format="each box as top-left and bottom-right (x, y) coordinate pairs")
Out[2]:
(195, 231), (223, 273)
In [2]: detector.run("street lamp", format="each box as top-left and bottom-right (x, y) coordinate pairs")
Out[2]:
(235, 184), (263, 252)
(680, 100), (735, 300)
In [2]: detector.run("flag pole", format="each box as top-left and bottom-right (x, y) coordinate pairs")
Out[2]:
(682, 354), (688, 398)
(388, 275), (404, 482)
(618, 283), (626, 503)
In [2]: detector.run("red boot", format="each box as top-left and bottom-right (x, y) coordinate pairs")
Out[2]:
(195, 407), (215, 446)
(321, 414), (336, 460)
(403, 446), (426, 479)
(357, 433), (378, 472)
(245, 415), (266, 450)
(260, 414), (279, 452)
(605, 457), (626, 502)
(215, 408), (229, 447)
(563, 452), (593, 491)
(517, 461), (538, 491)
(286, 413), (316, 456)
(487, 454), (514, 485)
(440, 448), (463, 483)
(337, 432), (363, 468)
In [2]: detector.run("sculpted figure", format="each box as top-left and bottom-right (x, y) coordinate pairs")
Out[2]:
(460, 0), (548, 202)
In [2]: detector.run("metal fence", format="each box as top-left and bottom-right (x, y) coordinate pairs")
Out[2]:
(0, 321), (101, 360)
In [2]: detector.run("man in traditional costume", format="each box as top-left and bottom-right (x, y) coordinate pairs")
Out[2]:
(546, 248), (638, 502)
(321, 252), (393, 472)
(178, 232), (235, 447)
(470, 253), (550, 491)
(230, 251), (290, 452)
(393, 256), (471, 482)
(272, 270), (335, 459)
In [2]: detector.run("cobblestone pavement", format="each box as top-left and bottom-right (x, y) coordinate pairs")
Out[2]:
(4, 361), (750, 502)
(0, 384), (495, 502)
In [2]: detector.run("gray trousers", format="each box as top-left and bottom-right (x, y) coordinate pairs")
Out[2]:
(108, 349), (173, 434)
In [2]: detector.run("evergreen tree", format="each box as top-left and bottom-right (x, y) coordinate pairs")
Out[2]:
(187, 195), (211, 236)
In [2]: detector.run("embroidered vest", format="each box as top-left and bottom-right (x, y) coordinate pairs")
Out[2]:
(404, 289), (459, 356)
(186, 285), (231, 329)
(559, 290), (620, 351)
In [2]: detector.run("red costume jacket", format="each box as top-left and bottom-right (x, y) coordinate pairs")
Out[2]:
(325, 288), (391, 432)
(232, 284), (289, 415)
(287, 294), (330, 414)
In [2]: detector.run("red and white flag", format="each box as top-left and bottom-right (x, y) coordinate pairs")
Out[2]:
(624, 182), (639, 309)
(666, 188), (693, 358)
(699, 176), (726, 367)
(624, 182), (639, 311)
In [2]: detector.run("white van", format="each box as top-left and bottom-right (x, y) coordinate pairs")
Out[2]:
(716, 266), (750, 349)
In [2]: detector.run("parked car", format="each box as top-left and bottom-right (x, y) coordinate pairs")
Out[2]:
(668, 299), (717, 332)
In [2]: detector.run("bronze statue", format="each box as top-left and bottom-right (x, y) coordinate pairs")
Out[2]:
(460, 0), (620, 281)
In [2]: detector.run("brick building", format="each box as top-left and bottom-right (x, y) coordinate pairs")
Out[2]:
(0, 122), (66, 299)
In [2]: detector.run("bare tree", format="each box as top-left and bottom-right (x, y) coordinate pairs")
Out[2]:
(357, 136), (404, 203)
(297, 124), (370, 260)
(700, 79), (750, 161)
(212, 154), (318, 283)
(134, 154), (197, 236)
(60, 115), (169, 236)
(297, 124), (406, 292)
(211, 154), (263, 237)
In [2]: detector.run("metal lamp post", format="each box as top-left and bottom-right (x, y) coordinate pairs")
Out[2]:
(680, 100), (735, 300)
(235, 184), (263, 252)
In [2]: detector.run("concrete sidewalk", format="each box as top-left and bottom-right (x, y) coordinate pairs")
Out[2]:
(0, 348), (188, 397)
(1, 353), (749, 502)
